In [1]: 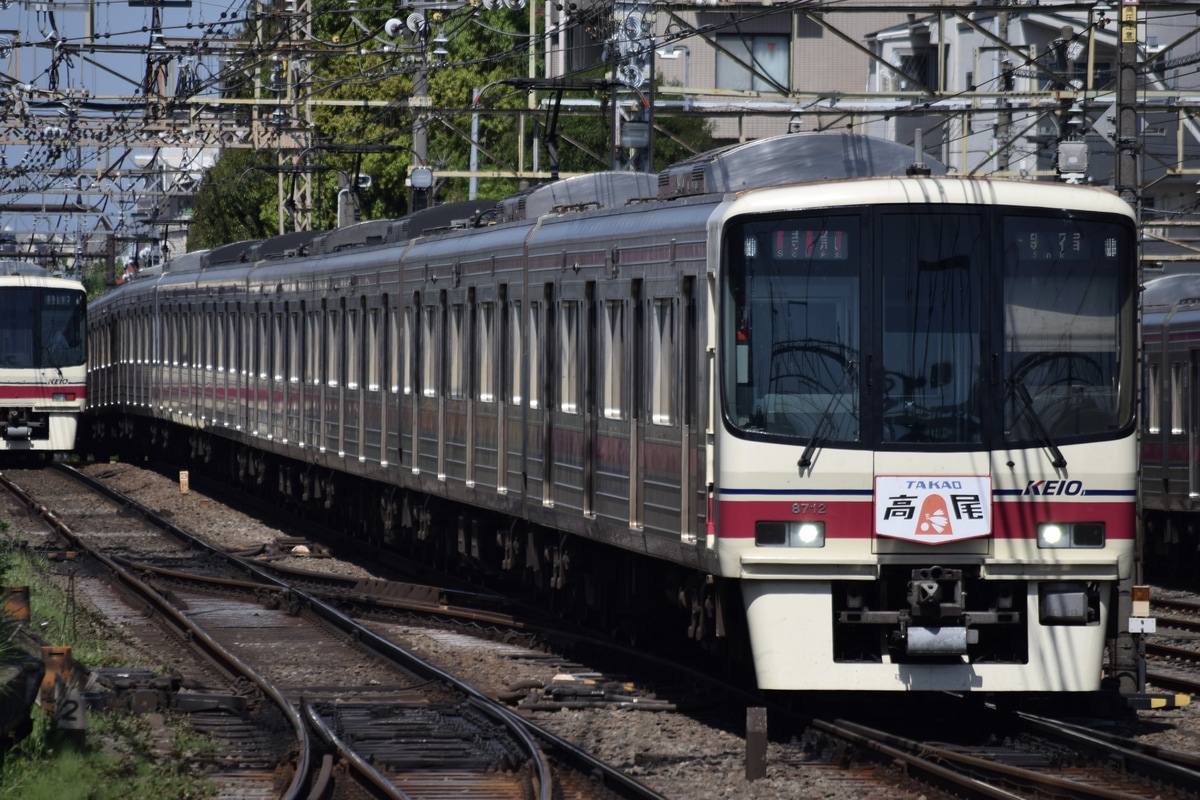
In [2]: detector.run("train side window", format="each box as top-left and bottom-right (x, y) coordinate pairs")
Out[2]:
(449, 303), (466, 400)
(509, 301), (523, 405)
(651, 298), (675, 425)
(603, 300), (625, 419)
(480, 302), (495, 403)
(422, 303), (438, 397)
(560, 300), (580, 414)
(1146, 363), (1160, 434)
(1172, 362), (1185, 435)
(529, 301), (541, 410)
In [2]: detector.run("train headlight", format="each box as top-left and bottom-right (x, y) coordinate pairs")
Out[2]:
(1037, 521), (1105, 549)
(755, 520), (825, 548)
(51, 392), (76, 402)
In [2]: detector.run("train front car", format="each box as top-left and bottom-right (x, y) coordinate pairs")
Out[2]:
(0, 261), (87, 456)
(704, 139), (1137, 692)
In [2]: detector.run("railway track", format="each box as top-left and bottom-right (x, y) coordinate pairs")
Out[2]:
(0, 465), (664, 800)
(7, 462), (1200, 799)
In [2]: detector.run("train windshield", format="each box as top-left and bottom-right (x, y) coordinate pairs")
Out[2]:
(1002, 217), (1128, 442)
(724, 215), (861, 441)
(0, 288), (86, 369)
(722, 206), (1133, 449)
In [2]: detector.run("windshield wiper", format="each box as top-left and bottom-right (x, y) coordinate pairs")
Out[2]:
(1007, 378), (1067, 469)
(798, 361), (856, 473)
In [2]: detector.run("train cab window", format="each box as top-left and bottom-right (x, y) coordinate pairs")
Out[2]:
(881, 213), (982, 444)
(602, 300), (624, 419)
(479, 302), (495, 403)
(37, 288), (86, 368)
(560, 301), (580, 414)
(449, 303), (466, 400)
(651, 298), (674, 425)
(723, 215), (860, 441)
(1002, 216), (1130, 441)
(1147, 362), (1161, 434)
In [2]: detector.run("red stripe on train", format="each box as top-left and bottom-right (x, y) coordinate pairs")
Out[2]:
(716, 498), (1135, 540)
(0, 385), (86, 400)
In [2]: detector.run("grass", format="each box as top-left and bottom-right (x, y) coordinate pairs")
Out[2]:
(0, 530), (218, 799)
(0, 710), (218, 799)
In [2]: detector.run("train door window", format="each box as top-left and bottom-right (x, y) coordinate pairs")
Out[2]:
(1148, 362), (1161, 433)
(422, 302), (438, 397)
(367, 306), (380, 392)
(200, 312), (210, 370)
(560, 300), (580, 414)
(509, 300), (523, 405)
(1172, 362), (1185, 435)
(257, 312), (269, 380)
(883, 212), (980, 444)
(603, 300), (625, 419)
(389, 302), (401, 394)
(528, 301), (541, 410)
(307, 309), (320, 386)
(327, 306), (340, 388)
(651, 298), (675, 425)
(347, 305), (360, 390)
(214, 312), (224, 373)
(449, 303), (466, 400)
(273, 309), (285, 382)
(480, 302), (495, 403)
(403, 303), (415, 395)
(289, 310), (301, 384)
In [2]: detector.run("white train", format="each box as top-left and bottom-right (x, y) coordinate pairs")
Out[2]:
(0, 261), (87, 456)
(84, 133), (1139, 693)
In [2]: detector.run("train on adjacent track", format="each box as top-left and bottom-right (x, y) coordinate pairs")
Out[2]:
(83, 132), (1142, 694)
(0, 260), (87, 458)
(1139, 273), (1200, 577)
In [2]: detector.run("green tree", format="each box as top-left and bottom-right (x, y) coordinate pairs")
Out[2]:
(190, 3), (714, 247)
(188, 149), (278, 251)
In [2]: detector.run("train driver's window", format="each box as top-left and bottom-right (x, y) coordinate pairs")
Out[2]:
(723, 216), (860, 441)
(0, 289), (34, 368)
(1003, 217), (1128, 440)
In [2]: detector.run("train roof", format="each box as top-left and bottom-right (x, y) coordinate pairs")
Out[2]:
(656, 131), (946, 200)
(0, 259), (55, 277)
(496, 173), (656, 223)
(1144, 273), (1200, 307)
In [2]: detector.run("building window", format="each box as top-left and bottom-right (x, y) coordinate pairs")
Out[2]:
(716, 34), (790, 93)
